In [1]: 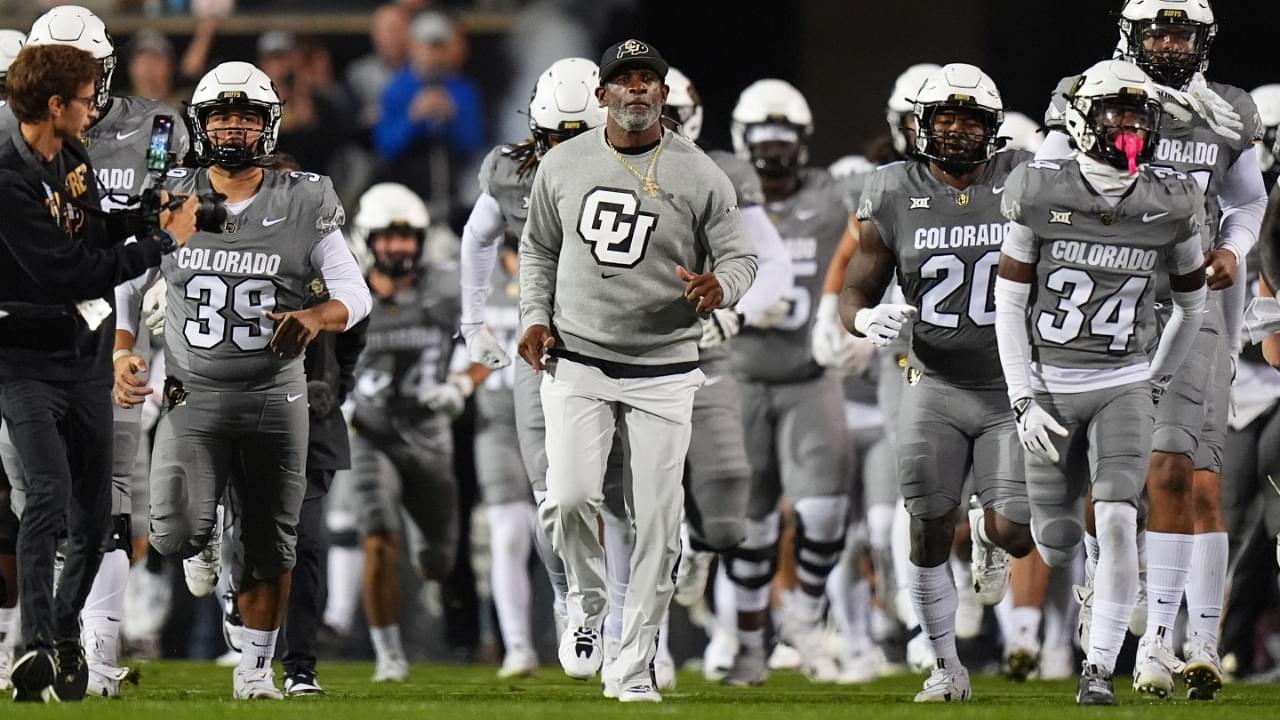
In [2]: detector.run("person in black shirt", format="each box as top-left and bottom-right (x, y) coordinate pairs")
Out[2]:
(0, 44), (195, 702)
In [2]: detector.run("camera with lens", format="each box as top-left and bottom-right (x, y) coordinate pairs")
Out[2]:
(131, 115), (227, 240)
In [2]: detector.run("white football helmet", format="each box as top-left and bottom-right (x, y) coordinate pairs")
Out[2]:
(829, 154), (875, 180)
(26, 6), (115, 111)
(1251, 84), (1280, 173)
(1064, 60), (1163, 171)
(0, 30), (25, 92)
(663, 66), (704, 143)
(912, 63), (1005, 171)
(528, 57), (605, 156)
(1118, 0), (1216, 90)
(998, 111), (1043, 152)
(352, 183), (430, 274)
(887, 63), (941, 156)
(187, 61), (283, 169)
(731, 79), (813, 176)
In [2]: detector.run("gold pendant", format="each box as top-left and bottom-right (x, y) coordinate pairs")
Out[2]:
(642, 179), (660, 198)
(955, 192), (969, 207)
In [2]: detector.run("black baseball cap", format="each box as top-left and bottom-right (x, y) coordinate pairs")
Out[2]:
(598, 39), (668, 84)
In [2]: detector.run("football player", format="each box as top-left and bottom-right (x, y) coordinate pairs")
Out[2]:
(840, 63), (1038, 702)
(1253, 84), (1280, 189)
(1037, 1), (1266, 700)
(723, 79), (852, 684)
(114, 61), (371, 699)
(996, 59), (1207, 705)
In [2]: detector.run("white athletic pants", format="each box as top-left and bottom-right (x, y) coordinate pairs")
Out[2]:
(539, 356), (702, 688)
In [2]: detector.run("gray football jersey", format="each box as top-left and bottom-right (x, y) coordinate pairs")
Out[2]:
(474, 262), (521, 422)
(478, 144), (534, 240)
(1002, 158), (1206, 370)
(162, 168), (346, 392)
(353, 261), (462, 422)
(84, 96), (190, 209)
(732, 167), (847, 382)
(708, 150), (765, 208)
(859, 151), (1032, 388)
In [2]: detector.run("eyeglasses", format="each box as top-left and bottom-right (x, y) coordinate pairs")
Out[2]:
(64, 95), (96, 110)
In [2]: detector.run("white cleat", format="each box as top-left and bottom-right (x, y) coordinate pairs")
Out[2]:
(183, 507), (223, 598)
(654, 651), (676, 691)
(1129, 568), (1148, 637)
(1183, 634), (1224, 701)
(1073, 584), (1093, 653)
(372, 656), (410, 683)
(906, 630), (935, 674)
(767, 641), (802, 671)
(968, 503), (1010, 605)
(497, 648), (538, 679)
(674, 544), (714, 608)
(86, 660), (130, 698)
(557, 626), (602, 680)
(1133, 635), (1184, 699)
(914, 659), (972, 702)
(617, 684), (662, 703)
(233, 667), (283, 700)
(789, 626), (841, 683)
(702, 628), (737, 682)
(837, 645), (882, 684)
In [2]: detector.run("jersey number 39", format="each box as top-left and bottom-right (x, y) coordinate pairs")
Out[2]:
(184, 274), (279, 351)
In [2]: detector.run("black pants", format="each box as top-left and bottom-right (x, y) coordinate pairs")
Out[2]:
(282, 468), (331, 676)
(0, 377), (111, 649)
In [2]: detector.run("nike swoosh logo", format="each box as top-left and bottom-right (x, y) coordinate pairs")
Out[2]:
(1156, 598), (1175, 605)
(601, 272), (621, 279)
(263, 217), (288, 227)
(250, 641), (273, 648)
(1142, 211), (1169, 223)
(992, 186), (1005, 194)
(704, 376), (724, 387)
(1199, 612), (1221, 619)
(116, 129), (142, 141)
(286, 393), (304, 402)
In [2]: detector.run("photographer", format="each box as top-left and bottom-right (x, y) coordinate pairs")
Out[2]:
(0, 44), (195, 702)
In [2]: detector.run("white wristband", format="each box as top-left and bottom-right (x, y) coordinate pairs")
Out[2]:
(112, 349), (135, 363)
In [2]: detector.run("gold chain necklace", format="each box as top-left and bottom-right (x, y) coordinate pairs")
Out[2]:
(607, 129), (666, 198)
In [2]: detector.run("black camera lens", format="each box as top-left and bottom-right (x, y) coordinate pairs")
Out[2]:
(195, 192), (228, 234)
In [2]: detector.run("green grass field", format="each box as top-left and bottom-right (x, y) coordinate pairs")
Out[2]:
(9, 662), (1280, 719)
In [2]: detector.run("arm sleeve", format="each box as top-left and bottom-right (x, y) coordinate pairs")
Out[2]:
(0, 173), (163, 300)
(518, 168), (562, 329)
(1001, 222), (1040, 264)
(459, 192), (507, 325)
(311, 229), (372, 330)
(994, 276), (1034, 404)
(1149, 285), (1207, 380)
(702, 170), (757, 306)
(1034, 130), (1074, 161)
(113, 267), (160, 337)
(1215, 146), (1268, 263)
(1221, 254), (1246, 353)
(735, 205), (793, 325)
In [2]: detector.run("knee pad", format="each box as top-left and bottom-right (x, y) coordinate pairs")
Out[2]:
(725, 513), (780, 590)
(1151, 428), (1196, 464)
(793, 496), (849, 585)
(1093, 501), (1137, 548)
(689, 517), (745, 554)
(1031, 516), (1083, 568)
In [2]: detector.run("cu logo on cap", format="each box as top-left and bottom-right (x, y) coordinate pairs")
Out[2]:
(618, 39), (648, 58)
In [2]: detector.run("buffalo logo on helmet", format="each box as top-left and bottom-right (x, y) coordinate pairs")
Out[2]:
(617, 39), (648, 58)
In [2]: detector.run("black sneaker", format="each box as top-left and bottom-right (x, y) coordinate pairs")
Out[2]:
(52, 639), (88, 702)
(11, 649), (56, 703)
(284, 671), (325, 697)
(1077, 663), (1117, 706)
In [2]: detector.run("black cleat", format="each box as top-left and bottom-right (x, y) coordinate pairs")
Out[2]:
(52, 639), (88, 702)
(1077, 663), (1117, 706)
(11, 649), (56, 703)
(284, 671), (326, 697)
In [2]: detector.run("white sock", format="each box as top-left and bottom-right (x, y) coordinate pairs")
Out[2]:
(892, 504), (920, 628)
(0, 605), (17, 658)
(1088, 502), (1138, 675)
(1009, 606), (1043, 651)
(323, 545), (364, 634)
(909, 562), (958, 662)
(1084, 532), (1099, 587)
(370, 624), (406, 664)
(82, 549), (129, 666)
(238, 627), (279, 673)
(657, 614), (671, 661)
(602, 511), (633, 644)
(486, 502), (534, 653)
(714, 562), (736, 635)
(826, 556), (851, 636)
(1143, 531), (1194, 636)
(867, 504), (894, 555)
(791, 588), (825, 625)
(1185, 531), (1227, 644)
(740, 627), (764, 650)
(994, 593), (1014, 641)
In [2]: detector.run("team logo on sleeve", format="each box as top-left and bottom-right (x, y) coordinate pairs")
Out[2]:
(577, 187), (658, 268)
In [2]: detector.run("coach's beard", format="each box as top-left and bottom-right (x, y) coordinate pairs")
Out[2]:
(610, 100), (661, 132)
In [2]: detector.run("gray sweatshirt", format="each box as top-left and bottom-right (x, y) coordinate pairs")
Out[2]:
(519, 127), (757, 367)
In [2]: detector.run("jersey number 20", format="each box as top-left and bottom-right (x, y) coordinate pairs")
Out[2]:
(918, 250), (1000, 328)
(184, 274), (279, 351)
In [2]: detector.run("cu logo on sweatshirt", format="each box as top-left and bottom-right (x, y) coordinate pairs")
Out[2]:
(577, 188), (658, 268)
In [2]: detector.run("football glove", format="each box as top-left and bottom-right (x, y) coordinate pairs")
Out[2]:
(461, 322), (511, 369)
(1151, 73), (1243, 142)
(143, 278), (167, 337)
(853, 303), (917, 347)
(1013, 397), (1068, 464)
(418, 373), (474, 418)
(811, 294), (874, 373)
(699, 309), (742, 349)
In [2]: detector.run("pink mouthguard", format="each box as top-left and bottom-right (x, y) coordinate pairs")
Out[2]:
(1113, 133), (1144, 175)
